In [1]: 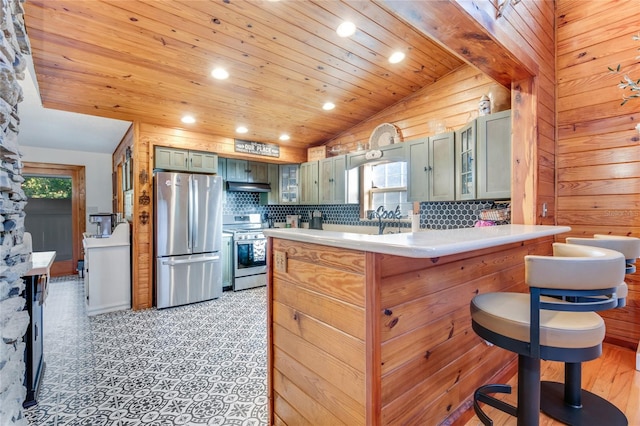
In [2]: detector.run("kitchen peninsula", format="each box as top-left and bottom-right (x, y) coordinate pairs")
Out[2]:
(264, 225), (570, 425)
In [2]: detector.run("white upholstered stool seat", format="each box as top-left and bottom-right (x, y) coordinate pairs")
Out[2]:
(471, 243), (626, 426)
(536, 235), (640, 426)
(567, 234), (640, 274)
(471, 293), (605, 350)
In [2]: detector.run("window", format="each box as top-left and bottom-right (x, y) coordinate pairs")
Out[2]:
(363, 161), (412, 217)
(23, 176), (72, 199)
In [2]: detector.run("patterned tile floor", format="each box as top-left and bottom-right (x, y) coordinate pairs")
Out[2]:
(24, 276), (268, 426)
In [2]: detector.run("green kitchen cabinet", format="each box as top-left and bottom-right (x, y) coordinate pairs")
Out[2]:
(455, 121), (476, 200)
(300, 161), (319, 205)
(476, 110), (511, 199)
(225, 159), (269, 183)
(406, 132), (455, 202)
(154, 146), (218, 174)
(318, 155), (358, 204)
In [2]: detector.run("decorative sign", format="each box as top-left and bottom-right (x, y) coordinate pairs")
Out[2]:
(234, 139), (280, 158)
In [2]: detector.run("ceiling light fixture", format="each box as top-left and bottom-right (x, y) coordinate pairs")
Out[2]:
(211, 67), (229, 80)
(389, 51), (406, 64)
(236, 126), (248, 134)
(322, 102), (335, 111)
(279, 134), (290, 141)
(181, 115), (196, 124)
(336, 21), (356, 38)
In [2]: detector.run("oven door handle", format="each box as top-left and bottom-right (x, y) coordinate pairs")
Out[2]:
(162, 255), (219, 266)
(235, 239), (267, 245)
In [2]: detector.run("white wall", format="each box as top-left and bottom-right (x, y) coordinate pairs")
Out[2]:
(20, 146), (113, 233)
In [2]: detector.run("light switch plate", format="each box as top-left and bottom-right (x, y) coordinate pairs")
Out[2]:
(274, 251), (287, 273)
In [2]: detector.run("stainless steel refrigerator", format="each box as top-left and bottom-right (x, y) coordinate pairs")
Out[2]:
(155, 171), (223, 309)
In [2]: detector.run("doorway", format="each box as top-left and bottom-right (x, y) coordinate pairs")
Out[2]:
(23, 163), (86, 277)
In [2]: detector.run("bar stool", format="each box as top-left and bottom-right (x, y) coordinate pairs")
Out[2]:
(471, 243), (625, 426)
(538, 234), (640, 426)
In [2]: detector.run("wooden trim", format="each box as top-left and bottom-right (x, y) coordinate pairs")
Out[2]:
(267, 237), (275, 425)
(365, 252), (381, 426)
(511, 77), (539, 224)
(23, 162), (86, 277)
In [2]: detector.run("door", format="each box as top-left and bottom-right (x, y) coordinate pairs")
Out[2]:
(191, 174), (222, 254)
(477, 110), (511, 199)
(156, 253), (222, 308)
(23, 163), (85, 277)
(456, 121), (476, 200)
(225, 159), (248, 181)
(155, 171), (191, 257)
(318, 157), (334, 204)
(406, 138), (429, 202)
(429, 132), (455, 201)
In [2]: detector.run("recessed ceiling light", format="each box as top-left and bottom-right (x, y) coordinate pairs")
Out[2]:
(279, 134), (290, 141)
(236, 126), (248, 134)
(181, 115), (196, 124)
(211, 67), (229, 80)
(389, 51), (406, 64)
(336, 21), (356, 38)
(322, 102), (335, 111)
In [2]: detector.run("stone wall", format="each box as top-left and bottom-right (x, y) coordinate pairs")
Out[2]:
(0, 0), (31, 424)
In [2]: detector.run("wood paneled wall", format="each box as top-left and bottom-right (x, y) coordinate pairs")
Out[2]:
(324, 64), (510, 151)
(556, 0), (640, 349)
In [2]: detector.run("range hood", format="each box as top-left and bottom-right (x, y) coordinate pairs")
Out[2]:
(226, 181), (271, 193)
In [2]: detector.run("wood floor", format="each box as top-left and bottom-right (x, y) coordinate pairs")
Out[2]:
(464, 343), (639, 425)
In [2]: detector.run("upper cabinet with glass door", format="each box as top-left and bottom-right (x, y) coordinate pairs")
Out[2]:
(279, 164), (300, 205)
(455, 121), (476, 200)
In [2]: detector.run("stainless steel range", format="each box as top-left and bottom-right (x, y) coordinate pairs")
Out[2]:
(222, 214), (267, 291)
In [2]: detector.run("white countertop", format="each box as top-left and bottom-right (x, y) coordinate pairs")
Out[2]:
(26, 251), (56, 276)
(83, 223), (130, 248)
(263, 225), (571, 258)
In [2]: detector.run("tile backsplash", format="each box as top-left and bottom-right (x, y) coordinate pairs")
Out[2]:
(223, 191), (509, 230)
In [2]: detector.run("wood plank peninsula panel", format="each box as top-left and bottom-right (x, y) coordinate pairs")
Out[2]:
(267, 234), (556, 425)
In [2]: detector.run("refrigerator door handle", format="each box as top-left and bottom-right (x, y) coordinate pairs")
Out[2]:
(192, 177), (199, 249)
(161, 255), (220, 266)
(187, 176), (193, 250)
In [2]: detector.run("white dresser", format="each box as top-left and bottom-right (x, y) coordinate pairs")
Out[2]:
(82, 223), (131, 316)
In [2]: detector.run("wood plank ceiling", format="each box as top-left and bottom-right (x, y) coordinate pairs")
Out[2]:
(24, 0), (465, 149)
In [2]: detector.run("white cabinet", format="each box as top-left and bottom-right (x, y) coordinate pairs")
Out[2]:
(300, 161), (319, 205)
(318, 155), (358, 204)
(406, 133), (455, 202)
(83, 223), (131, 316)
(455, 121), (476, 200)
(155, 147), (218, 173)
(225, 159), (269, 183)
(476, 110), (511, 199)
(222, 233), (232, 290)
